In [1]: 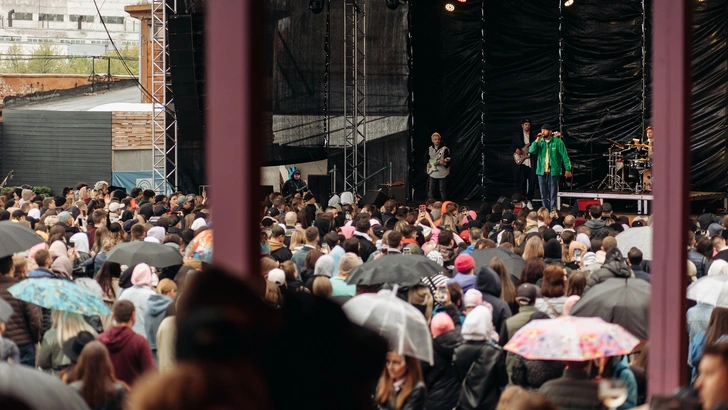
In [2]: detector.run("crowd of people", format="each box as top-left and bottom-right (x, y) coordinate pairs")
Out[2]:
(259, 188), (728, 410)
(0, 182), (210, 409)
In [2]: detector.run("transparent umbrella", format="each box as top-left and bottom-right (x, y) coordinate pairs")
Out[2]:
(342, 288), (433, 364)
(687, 275), (728, 307)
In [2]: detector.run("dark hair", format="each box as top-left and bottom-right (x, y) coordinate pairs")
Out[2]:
(541, 265), (566, 298)
(0, 255), (13, 278)
(343, 237), (360, 254)
(438, 230), (454, 246)
(33, 249), (51, 268)
(500, 231), (516, 247)
(589, 204), (603, 219)
(697, 236), (714, 261)
(447, 282), (463, 308)
(355, 217), (371, 233)
(590, 238), (602, 253)
(387, 231), (403, 249)
(297, 210), (310, 229)
(131, 224), (146, 241)
(305, 250), (322, 271)
(627, 247), (643, 266)
(706, 307), (728, 347)
(143, 189), (156, 199)
(519, 258), (545, 286)
(703, 342), (728, 368)
(96, 262), (121, 300)
(75, 341), (124, 408)
(304, 226), (319, 243)
(130, 187), (142, 198)
(323, 231), (339, 248)
(112, 300), (135, 323)
(566, 271), (586, 297)
(492, 203), (504, 214)
(401, 224), (417, 239)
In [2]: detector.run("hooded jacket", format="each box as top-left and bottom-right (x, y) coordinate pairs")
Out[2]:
(144, 294), (173, 354)
(0, 276), (41, 346)
(584, 248), (634, 292)
(474, 267), (513, 333)
(269, 238), (292, 263)
(97, 325), (156, 386)
(422, 330), (462, 410)
(454, 306), (507, 410)
(118, 264), (156, 338)
(584, 218), (610, 240)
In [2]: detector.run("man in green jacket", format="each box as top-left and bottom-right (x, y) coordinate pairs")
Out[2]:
(528, 124), (572, 211)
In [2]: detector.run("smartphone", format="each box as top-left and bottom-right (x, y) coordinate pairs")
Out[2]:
(419, 205), (426, 215)
(574, 249), (582, 262)
(381, 246), (389, 255)
(321, 243), (329, 253)
(346, 211), (351, 221)
(461, 206), (468, 214)
(435, 286), (448, 304)
(402, 247), (411, 255)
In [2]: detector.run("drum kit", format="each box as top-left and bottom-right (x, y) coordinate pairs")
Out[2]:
(597, 138), (653, 193)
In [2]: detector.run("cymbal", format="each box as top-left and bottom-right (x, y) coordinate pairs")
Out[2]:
(606, 138), (624, 149)
(628, 142), (650, 149)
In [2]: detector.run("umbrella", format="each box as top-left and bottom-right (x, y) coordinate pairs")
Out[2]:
(0, 361), (91, 410)
(616, 226), (652, 260)
(571, 278), (650, 340)
(343, 288), (433, 364)
(106, 241), (183, 268)
(184, 229), (213, 264)
(471, 247), (525, 279)
(346, 254), (444, 286)
(687, 275), (728, 307)
(73, 277), (104, 298)
(504, 316), (640, 361)
(9, 278), (110, 316)
(0, 221), (44, 258)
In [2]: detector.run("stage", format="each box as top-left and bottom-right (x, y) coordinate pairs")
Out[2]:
(557, 191), (728, 215)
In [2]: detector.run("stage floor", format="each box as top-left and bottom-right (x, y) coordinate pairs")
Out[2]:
(557, 190), (727, 215)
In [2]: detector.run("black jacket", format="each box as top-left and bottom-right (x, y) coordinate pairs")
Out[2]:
(584, 219), (610, 240)
(453, 341), (507, 410)
(539, 368), (604, 410)
(270, 246), (293, 263)
(282, 178), (307, 198)
(474, 267), (513, 333)
(631, 266), (650, 283)
(422, 330), (462, 410)
(354, 233), (377, 262)
(511, 130), (535, 154)
(585, 248), (633, 292)
(511, 354), (565, 390)
(378, 381), (427, 410)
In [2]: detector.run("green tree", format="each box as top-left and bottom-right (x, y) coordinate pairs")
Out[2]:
(25, 43), (63, 74)
(0, 43), (28, 73)
(107, 44), (139, 76)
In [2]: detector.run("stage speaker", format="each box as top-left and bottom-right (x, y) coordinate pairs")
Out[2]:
(361, 190), (389, 208)
(261, 185), (274, 201)
(576, 199), (601, 212)
(308, 174), (330, 206)
(388, 185), (406, 205)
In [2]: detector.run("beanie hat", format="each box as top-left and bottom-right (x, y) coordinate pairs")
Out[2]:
(576, 233), (591, 250)
(543, 239), (562, 259)
(430, 312), (455, 338)
(454, 254), (475, 273)
(57, 211), (71, 224)
(708, 223), (724, 238)
(463, 289), (483, 308)
(461, 305), (493, 342)
(338, 252), (362, 277)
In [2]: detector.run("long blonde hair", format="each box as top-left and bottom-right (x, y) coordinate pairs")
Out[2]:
(440, 214), (459, 232)
(408, 285), (433, 324)
(376, 353), (423, 410)
(522, 236), (545, 260)
(53, 310), (97, 346)
(289, 230), (305, 251)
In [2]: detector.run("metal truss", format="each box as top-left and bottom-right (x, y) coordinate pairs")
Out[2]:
(343, 0), (367, 196)
(151, 0), (178, 194)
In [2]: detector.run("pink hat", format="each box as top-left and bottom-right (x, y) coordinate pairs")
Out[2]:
(28, 242), (49, 259)
(131, 263), (153, 288)
(454, 254), (475, 273)
(340, 226), (356, 240)
(430, 312), (455, 338)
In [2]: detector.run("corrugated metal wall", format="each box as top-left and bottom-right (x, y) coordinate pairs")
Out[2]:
(1, 110), (112, 194)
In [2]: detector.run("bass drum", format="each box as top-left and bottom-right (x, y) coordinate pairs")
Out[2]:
(643, 169), (652, 192)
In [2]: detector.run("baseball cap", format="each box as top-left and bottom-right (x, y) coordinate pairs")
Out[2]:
(177, 196), (190, 206)
(511, 193), (524, 203)
(522, 118), (531, 124)
(602, 202), (613, 213)
(11, 210), (25, 219)
(293, 169), (301, 175)
(109, 202), (125, 212)
(303, 193), (315, 202)
(708, 223), (724, 238)
(515, 283), (538, 306)
(541, 124), (552, 131)
(267, 268), (286, 286)
(502, 212), (515, 225)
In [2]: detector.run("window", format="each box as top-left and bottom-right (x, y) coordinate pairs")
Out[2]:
(39, 14), (64, 22)
(12, 12), (33, 21)
(69, 15), (95, 23)
(105, 16), (125, 24)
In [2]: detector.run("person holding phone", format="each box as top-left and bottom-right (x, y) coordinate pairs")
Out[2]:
(567, 240), (589, 271)
(528, 124), (572, 211)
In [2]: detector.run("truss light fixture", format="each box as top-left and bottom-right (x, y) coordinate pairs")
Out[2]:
(445, 3), (455, 11)
(564, 0), (574, 6)
(385, 0), (400, 10)
(309, 0), (324, 14)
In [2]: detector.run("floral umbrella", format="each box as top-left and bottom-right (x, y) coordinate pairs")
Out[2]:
(504, 316), (639, 361)
(9, 278), (110, 316)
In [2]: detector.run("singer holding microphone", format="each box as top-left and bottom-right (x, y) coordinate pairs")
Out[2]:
(528, 124), (572, 211)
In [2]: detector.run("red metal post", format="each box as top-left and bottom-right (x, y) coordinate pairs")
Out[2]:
(648, 0), (691, 396)
(206, 0), (264, 277)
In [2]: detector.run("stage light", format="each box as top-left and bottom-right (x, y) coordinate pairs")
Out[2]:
(309, 0), (324, 14)
(457, 0), (466, 2)
(445, 3), (455, 11)
(385, 0), (399, 10)
(564, 0), (574, 6)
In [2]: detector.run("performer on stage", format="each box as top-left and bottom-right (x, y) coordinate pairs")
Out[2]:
(426, 132), (450, 200)
(646, 125), (653, 159)
(529, 124), (572, 211)
(282, 169), (307, 199)
(512, 118), (537, 209)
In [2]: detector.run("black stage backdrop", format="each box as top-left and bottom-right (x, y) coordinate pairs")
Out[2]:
(410, 0), (728, 201)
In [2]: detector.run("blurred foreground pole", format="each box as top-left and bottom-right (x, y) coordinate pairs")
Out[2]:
(206, 0), (264, 277)
(649, 0), (691, 396)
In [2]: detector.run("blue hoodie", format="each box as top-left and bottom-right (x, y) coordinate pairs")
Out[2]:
(143, 294), (173, 360)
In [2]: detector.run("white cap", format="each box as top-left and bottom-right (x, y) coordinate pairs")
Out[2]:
(268, 268), (286, 285)
(109, 202), (125, 212)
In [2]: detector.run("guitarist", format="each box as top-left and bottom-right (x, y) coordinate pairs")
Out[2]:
(282, 169), (307, 199)
(426, 132), (450, 200)
(512, 118), (536, 209)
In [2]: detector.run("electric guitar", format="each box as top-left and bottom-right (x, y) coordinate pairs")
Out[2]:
(426, 158), (450, 175)
(514, 145), (530, 165)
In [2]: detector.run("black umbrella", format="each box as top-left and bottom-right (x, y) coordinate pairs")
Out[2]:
(571, 278), (650, 340)
(346, 254), (444, 286)
(471, 247), (525, 279)
(0, 221), (44, 258)
(106, 241), (183, 268)
(0, 361), (91, 409)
